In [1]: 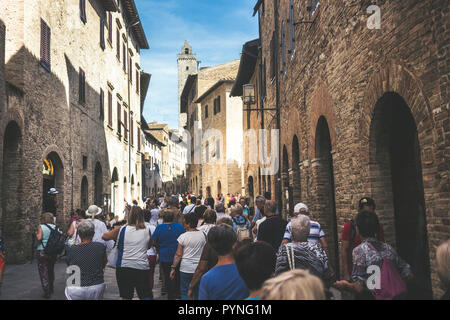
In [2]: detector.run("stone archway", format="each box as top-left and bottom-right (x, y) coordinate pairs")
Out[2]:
(42, 151), (64, 225)
(1, 121), (24, 263)
(314, 116), (339, 274)
(369, 92), (432, 299)
(80, 176), (88, 210)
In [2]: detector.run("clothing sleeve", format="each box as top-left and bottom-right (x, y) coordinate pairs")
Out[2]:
(283, 223), (292, 241)
(350, 246), (367, 286)
(152, 227), (160, 243)
(177, 233), (185, 246)
(341, 221), (351, 241)
(318, 223), (326, 238)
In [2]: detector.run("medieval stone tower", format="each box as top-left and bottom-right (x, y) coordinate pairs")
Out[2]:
(177, 40), (197, 130)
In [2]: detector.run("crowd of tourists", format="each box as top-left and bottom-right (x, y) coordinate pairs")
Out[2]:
(0, 190), (448, 301)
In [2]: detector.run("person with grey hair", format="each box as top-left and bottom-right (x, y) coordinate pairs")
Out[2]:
(215, 203), (231, 221)
(275, 215), (332, 288)
(65, 220), (107, 300)
(251, 196), (266, 227)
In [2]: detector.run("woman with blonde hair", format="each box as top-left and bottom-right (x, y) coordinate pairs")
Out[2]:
(260, 269), (325, 300)
(103, 206), (153, 300)
(436, 239), (450, 300)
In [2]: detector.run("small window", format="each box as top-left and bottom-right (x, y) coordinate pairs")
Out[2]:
(80, 0), (87, 24)
(79, 68), (86, 104)
(185, 48), (189, 54)
(186, 66), (189, 71)
(123, 110), (128, 140)
(82, 156), (88, 170)
(205, 105), (209, 119)
(40, 19), (51, 71)
(117, 102), (121, 136)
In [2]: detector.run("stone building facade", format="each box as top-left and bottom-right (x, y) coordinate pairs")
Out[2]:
(179, 52), (241, 197)
(234, 0), (449, 298)
(142, 118), (164, 197)
(0, 0), (149, 263)
(195, 79), (244, 199)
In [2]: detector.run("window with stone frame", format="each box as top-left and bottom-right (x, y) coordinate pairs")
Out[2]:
(108, 12), (113, 44)
(123, 109), (128, 141)
(205, 105), (209, 119)
(116, 29), (121, 60)
(40, 19), (51, 72)
(100, 18), (105, 50)
(82, 155), (88, 170)
(80, 0), (87, 24)
(79, 68), (86, 104)
(117, 102), (122, 136)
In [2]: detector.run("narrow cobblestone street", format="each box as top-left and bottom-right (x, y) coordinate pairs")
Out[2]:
(0, 259), (164, 300)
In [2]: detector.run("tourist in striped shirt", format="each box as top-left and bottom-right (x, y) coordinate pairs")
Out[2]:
(282, 203), (335, 278)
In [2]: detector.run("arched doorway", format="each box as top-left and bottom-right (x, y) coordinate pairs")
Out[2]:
(94, 162), (103, 207)
(292, 135), (301, 204)
(315, 116), (339, 274)
(217, 180), (222, 197)
(111, 168), (119, 215)
(42, 151), (64, 223)
(80, 176), (88, 210)
(282, 146), (293, 218)
(2, 121), (24, 262)
(369, 92), (432, 298)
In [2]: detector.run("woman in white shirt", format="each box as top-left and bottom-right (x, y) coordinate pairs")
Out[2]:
(170, 212), (207, 300)
(103, 206), (152, 300)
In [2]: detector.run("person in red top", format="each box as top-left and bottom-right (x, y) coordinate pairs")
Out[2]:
(341, 197), (384, 281)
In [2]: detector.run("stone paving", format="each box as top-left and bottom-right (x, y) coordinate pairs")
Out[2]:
(0, 257), (165, 300)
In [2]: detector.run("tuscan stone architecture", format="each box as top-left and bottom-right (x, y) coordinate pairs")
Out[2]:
(178, 40), (198, 130)
(232, 0), (449, 298)
(0, 0), (149, 263)
(179, 46), (241, 197)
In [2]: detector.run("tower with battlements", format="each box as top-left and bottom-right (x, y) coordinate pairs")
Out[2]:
(177, 40), (197, 130)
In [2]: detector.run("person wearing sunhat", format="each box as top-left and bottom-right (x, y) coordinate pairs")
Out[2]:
(86, 205), (114, 250)
(341, 197), (384, 281)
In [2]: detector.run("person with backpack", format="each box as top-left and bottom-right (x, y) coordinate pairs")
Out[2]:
(36, 212), (65, 299)
(341, 197), (385, 281)
(334, 211), (413, 300)
(231, 204), (251, 242)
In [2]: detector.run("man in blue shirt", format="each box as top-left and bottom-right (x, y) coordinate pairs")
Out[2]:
(199, 225), (249, 300)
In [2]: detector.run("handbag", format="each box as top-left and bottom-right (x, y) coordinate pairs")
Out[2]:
(106, 226), (127, 269)
(66, 221), (79, 247)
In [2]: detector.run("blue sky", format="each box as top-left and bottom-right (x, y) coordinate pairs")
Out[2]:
(135, 0), (259, 129)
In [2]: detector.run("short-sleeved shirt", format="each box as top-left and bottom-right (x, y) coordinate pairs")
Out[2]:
(283, 219), (325, 244)
(183, 204), (196, 215)
(149, 208), (160, 226)
(120, 226), (151, 270)
(341, 221), (384, 272)
(37, 224), (56, 251)
(258, 216), (288, 252)
(152, 223), (186, 263)
(177, 231), (207, 274)
(66, 242), (106, 287)
(199, 264), (250, 300)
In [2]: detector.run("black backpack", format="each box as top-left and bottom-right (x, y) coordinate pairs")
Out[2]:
(41, 224), (66, 255)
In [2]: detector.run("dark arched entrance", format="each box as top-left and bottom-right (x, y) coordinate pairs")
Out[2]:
(369, 92), (432, 299)
(315, 116), (339, 275)
(81, 176), (88, 210)
(2, 121), (24, 262)
(94, 162), (103, 207)
(292, 135), (301, 204)
(42, 151), (64, 223)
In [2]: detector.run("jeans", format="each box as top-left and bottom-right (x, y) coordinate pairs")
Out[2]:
(179, 271), (194, 300)
(160, 261), (179, 300)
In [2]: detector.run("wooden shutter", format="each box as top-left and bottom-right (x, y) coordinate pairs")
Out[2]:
(100, 89), (104, 119)
(80, 0), (86, 23)
(123, 110), (128, 140)
(217, 96), (221, 113)
(108, 12), (113, 44)
(116, 29), (120, 59)
(108, 91), (112, 126)
(100, 18), (105, 50)
(131, 119), (134, 145)
(40, 19), (51, 70)
(117, 102), (121, 135)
